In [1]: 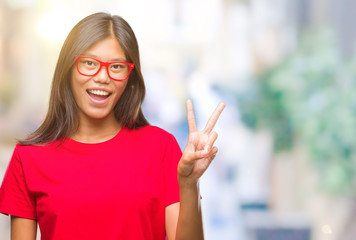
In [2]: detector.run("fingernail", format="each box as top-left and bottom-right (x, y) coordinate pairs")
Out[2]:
(201, 145), (210, 156)
(204, 145), (210, 152)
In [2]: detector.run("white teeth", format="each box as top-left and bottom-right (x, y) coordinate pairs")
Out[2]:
(88, 90), (109, 96)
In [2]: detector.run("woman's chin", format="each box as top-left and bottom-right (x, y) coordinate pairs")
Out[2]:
(80, 109), (116, 122)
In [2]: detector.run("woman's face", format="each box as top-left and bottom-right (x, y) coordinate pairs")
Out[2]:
(71, 37), (129, 123)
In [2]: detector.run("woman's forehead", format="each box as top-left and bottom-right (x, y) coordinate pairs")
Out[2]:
(82, 37), (127, 61)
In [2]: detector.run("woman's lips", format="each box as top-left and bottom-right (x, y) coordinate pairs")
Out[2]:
(87, 90), (111, 104)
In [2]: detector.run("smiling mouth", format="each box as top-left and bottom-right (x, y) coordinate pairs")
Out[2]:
(87, 89), (111, 102)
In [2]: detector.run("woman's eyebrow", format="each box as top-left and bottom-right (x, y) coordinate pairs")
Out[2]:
(110, 57), (127, 62)
(81, 53), (98, 58)
(81, 53), (126, 62)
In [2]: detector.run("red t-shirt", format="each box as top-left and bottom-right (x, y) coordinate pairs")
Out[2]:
(0, 126), (182, 240)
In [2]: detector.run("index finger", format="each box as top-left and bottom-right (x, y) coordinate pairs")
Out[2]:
(186, 99), (197, 133)
(203, 102), (226, 134)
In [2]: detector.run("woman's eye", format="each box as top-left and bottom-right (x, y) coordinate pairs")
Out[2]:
(111, 64), (122, 69)
(85, 61), (95, 66)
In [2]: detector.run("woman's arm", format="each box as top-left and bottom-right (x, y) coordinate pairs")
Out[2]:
(166, 100), (225, 240)
(11, 216), (37, 240)
(175, 180), (204, 240)
(165, 203), (179, 240)
(165, 183), (204, 240)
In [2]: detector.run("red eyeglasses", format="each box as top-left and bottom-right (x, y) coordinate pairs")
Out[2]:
(76, 56), (135, 81)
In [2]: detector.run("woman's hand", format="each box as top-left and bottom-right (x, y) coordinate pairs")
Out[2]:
(178, 99), (225, 184)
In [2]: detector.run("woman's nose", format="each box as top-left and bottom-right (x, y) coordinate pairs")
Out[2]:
(93, 66), (110, 83)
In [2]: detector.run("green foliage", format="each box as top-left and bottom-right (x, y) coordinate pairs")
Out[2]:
(238, 30), (356, 195)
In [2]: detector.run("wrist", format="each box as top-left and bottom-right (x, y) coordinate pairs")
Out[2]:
(178, 175), (200, 190)
(178, 177), (202, 206)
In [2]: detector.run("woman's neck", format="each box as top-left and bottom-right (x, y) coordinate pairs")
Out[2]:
(70, 114), (121, 143)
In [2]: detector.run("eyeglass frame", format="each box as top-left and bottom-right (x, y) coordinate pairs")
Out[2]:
(75, 56), (135, 81)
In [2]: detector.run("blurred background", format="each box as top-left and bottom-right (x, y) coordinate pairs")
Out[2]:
(0, 0), (356, 239)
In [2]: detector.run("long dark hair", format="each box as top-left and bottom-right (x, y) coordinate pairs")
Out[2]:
(20, 12), (149, 145)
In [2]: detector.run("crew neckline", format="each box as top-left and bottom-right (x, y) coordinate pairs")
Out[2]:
(62, 127), (127, 152)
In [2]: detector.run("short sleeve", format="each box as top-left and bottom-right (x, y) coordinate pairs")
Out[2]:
(163, 135), (182, 206)
(0, 146), (36, 219)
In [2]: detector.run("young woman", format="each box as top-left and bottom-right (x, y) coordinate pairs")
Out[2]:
(0, 12), (225, 240)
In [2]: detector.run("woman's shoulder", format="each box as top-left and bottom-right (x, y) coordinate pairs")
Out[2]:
(125, 126), (181, 153)
(126, 125), (175, 141)
(128, 125), (169, 134)
(14, 140), (62, 155)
